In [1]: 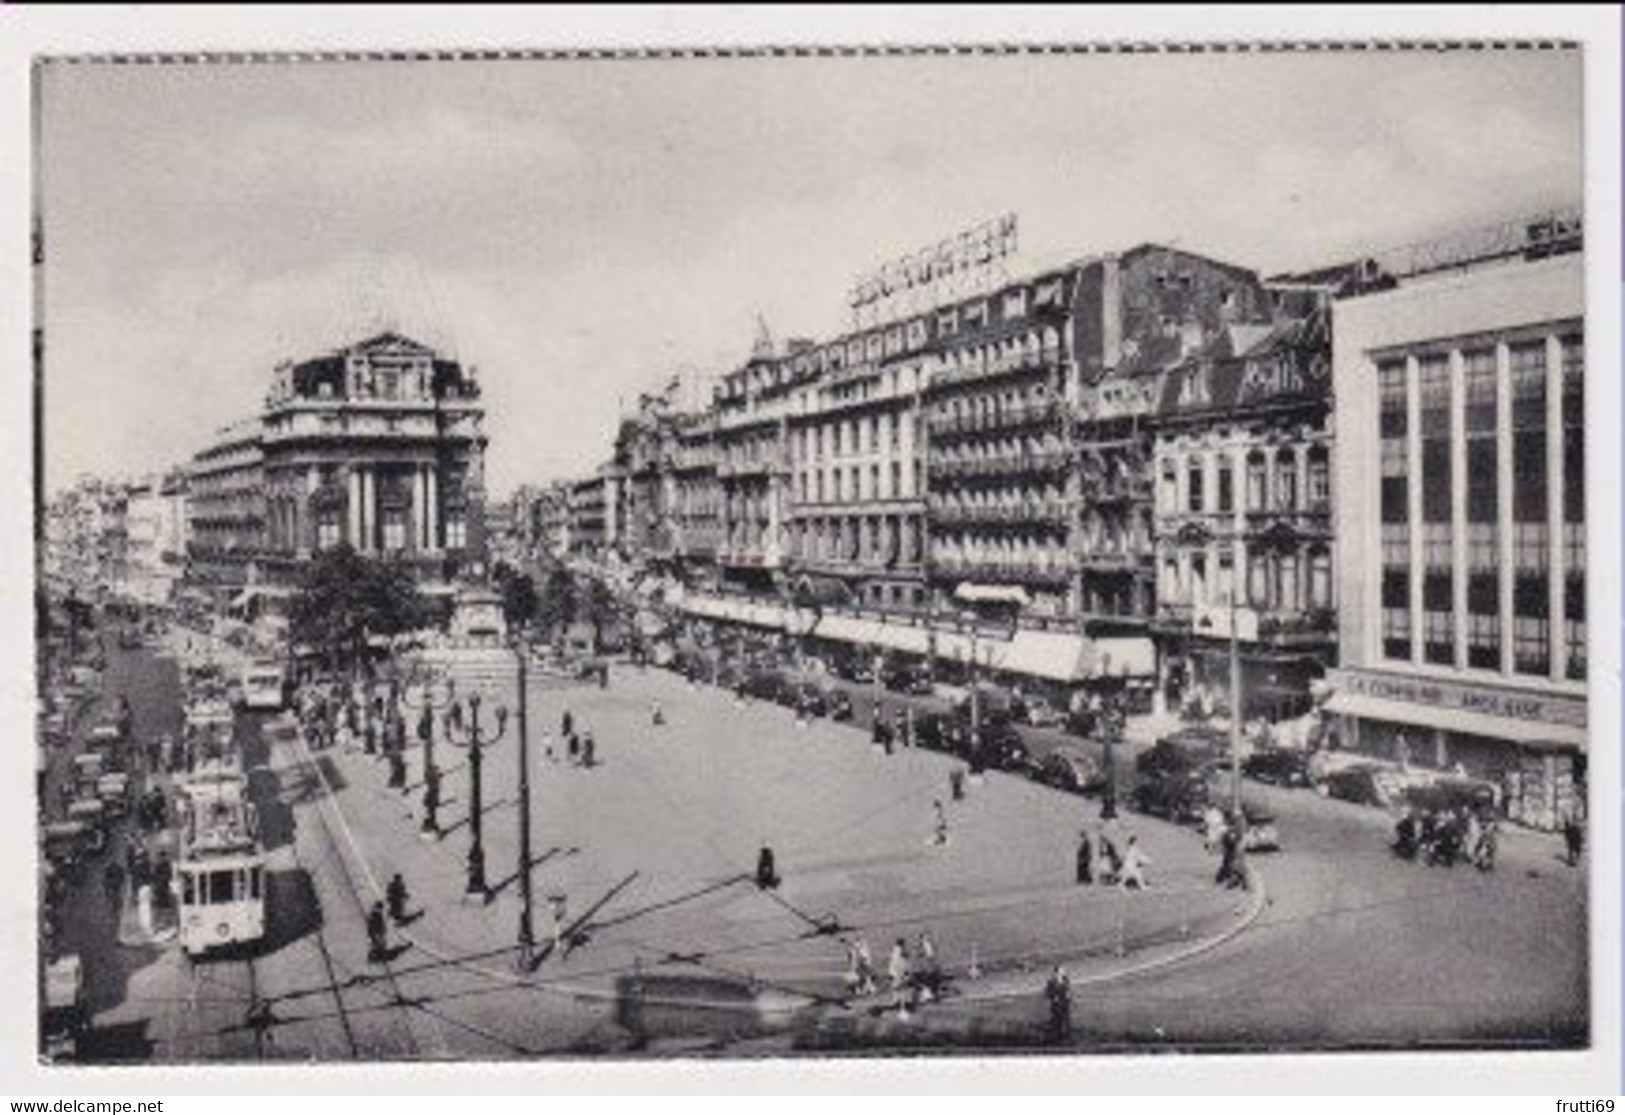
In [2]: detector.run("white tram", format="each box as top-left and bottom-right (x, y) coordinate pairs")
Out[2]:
(173, 759), (266, 956)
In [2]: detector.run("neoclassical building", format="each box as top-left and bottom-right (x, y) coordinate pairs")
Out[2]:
(234, 331), (489, 594)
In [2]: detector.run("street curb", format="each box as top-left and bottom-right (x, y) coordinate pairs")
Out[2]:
(289, 723), (1270, 1021)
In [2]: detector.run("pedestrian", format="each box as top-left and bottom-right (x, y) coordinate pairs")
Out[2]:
(932, 799), (949, 847)
(887, 938), (912, 1018)
(582, 732), (596, 768)
(101, 858), (125, 909)
(852, 936), (878, 996)
(386, 872), (410, 924)
(152, 852), (173, 908)
(651, 700), (664, 727)
(755, 843), (780, 890)
(366, 901), (389, 963)
(567, 731), (580, 764)
(1119, 834), (1150, 890)
(1044, 965), (1073, 1044)
(1097, 829), (1123, 885)
(561, 709), (573, 739)
(1563, 810), (1584, 867)
(843, 940), (866, 999)
(549, 894), (569, 958)
(915, 931), (941, 1003)
(1075, 829), (1094, 885)
(1202, 804), (1226, 854)
(1216, 821), (1242, 889)
(950, 768), (966, 802)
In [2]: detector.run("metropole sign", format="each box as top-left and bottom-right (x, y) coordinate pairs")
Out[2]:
(848, 213), (1019, 328)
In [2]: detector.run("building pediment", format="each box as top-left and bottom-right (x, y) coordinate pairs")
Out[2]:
(348, 331), (437, 358)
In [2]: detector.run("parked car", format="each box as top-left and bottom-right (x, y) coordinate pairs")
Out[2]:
(975, 724), (1038, 776)
(1241, 748), (1314, 789)
(1033, 746), (1106, 796)
(793, 684), (830, 718)
(913, 712), (956, 754)
(882, 661), (933, 696)
(1063, 704), (1097, 738)
(1239, 805), (1282, 852)
(1023, 695), (1066, 729)
(1318, 763), (1392, 808)
(1136, 727), (1227, 778)
(1132, 769), (1211, 824)
(824, 688), (854, 721)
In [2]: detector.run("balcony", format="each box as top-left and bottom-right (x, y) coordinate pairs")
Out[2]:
(927, 398), (1063, 440)
(931, 558), (1074, 588)
(928, 348), (1062, 390)
(1244, 506), (1333, 540)
(930, 501), (1068, 527)
(926, 448), (1070, 482)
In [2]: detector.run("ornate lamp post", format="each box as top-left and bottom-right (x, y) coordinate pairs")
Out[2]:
(401, 663), (456, 839)
(1100, 694), (1120, 821)
(443, 688), (509, 902)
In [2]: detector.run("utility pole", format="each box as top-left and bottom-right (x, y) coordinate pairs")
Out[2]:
(514, 638), (536, 971)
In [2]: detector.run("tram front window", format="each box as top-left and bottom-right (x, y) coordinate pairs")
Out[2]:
(181, 872), (196, 904)
(249, 866), (262, 900)
(208, 870), (236, 904)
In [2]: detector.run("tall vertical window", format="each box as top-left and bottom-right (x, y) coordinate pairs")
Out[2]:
(1160, 460), (1178, 514)
(1378, 359), (1412, 660)
(1217, 459), (1233, 514)
(1275, 453), (1298, 512)
(317, 510), (341, 551)
(869, 465), (880, 501)
(890, 462), (901, 500)
(1463, 348), (1500, 669)
(1562, 332), (1585, 679)
(1187, 458), (1205, 513)
(1246, 453), (1266, 511)
(1307, 450), (1330, 511)
(1511, 341), (1550, 675)
(446, 514), (467, 550)
(1419, 355), (1453, 664)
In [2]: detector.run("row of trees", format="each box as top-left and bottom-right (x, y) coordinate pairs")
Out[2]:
(286, 544), (622, 672)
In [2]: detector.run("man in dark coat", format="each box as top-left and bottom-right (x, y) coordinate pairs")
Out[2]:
(1075, 830), (1093, 885)
(367, 902), (389, 963)
(1563, 811), (1584, 867)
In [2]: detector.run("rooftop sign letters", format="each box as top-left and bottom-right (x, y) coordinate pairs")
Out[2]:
(849, 214), (1019, 328)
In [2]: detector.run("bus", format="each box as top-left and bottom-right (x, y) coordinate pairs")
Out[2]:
(239, 661), (287, 711)
(173, 762), (265, 956)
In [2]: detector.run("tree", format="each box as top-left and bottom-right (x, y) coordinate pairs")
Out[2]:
(287, 544), (430, 674)
(580, 576), (618, 644)
(535, 566), (578, 640)
(492, 561), (539, 633)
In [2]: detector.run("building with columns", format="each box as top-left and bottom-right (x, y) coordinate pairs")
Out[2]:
(254, 332), (488, 595)
(1151, 309), (1335, 720)
(1324, 220), (1584, 830)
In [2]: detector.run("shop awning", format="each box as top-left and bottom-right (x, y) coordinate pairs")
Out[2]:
(998, 630), (1088, 683)
(954, 584), (1031, 606)
(1084, 636), (1156, 680)
(1323, 691), (1588, 751)
(933, 629), (1009, 670)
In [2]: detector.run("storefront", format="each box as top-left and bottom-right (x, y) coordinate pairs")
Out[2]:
(1323, 667), (1586, 830)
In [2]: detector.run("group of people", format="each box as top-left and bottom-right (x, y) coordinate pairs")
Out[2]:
(557, 708), (597, 767)
(1393, 807), (1498, 870)
(1075, 826), (1151, 890)
(843, 932), (945, 1018)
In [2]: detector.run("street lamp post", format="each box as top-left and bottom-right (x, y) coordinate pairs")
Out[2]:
(444, 689), (509, 902)
(402, 665), (455, 839)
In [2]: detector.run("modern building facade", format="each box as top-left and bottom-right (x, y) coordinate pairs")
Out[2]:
(1325, 232), (1584, 830)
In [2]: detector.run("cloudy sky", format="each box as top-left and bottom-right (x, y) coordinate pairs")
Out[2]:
(38, 49), (1581, 496)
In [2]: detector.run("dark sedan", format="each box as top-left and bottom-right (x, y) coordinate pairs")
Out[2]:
(1242, 748), (1314, 788)
(1033, 747), (1107, 796)
(1131, 769), (1211, 824)
(1318, 764), (1392, 808)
